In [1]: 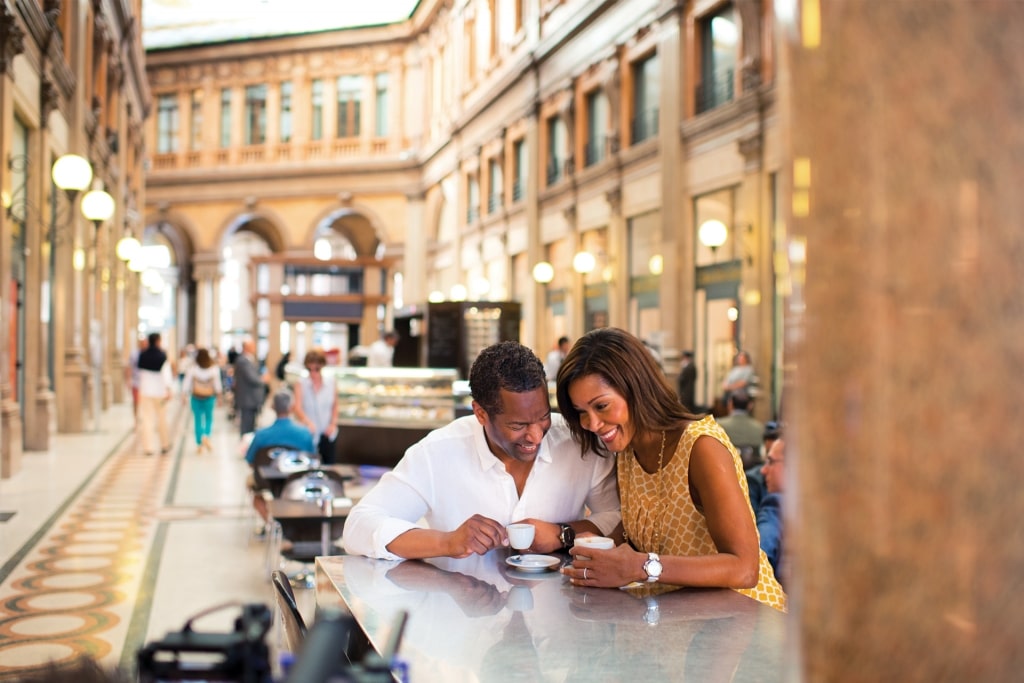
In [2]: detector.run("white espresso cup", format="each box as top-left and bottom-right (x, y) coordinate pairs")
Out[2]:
(573, 535), (614, 560)
(506, 523), (535, 550)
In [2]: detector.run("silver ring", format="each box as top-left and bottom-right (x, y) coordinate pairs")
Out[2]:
(583, 567), (588, 580)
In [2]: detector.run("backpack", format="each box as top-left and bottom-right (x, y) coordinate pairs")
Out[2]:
(192, 374), (215, 398)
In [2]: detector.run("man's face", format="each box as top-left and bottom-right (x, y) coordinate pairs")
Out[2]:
(474, 387), (552, 465)
(762, 439), (785, 494)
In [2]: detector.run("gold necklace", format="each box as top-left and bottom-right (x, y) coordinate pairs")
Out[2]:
(623, 430), (667, 552)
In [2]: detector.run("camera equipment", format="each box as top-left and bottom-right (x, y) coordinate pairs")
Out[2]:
(286, 609), (409, 683)
(137, 602), (273, 683)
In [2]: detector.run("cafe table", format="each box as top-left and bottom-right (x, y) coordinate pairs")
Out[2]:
(315, 550), (786, 681)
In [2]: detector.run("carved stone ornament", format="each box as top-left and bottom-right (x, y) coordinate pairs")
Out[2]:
(0, 5), (26, 77)
(41, 76), (59, 121)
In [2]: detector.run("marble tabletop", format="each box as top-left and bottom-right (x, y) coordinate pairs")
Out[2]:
(315, 550), (786, 681)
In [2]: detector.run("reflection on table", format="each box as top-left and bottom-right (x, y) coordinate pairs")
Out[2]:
(315, 551), (786, 682)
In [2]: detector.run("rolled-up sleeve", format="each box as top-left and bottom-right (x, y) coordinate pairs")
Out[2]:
(343, 465), (431, 560)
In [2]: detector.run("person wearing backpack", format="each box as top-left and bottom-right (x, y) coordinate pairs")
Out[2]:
(182, 347), (223, 454)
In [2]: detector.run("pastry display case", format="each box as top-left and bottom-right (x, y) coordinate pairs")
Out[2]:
(332, 367), (459, 468)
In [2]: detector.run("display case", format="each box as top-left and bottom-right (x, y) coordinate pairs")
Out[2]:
(332, 367), (459, 468)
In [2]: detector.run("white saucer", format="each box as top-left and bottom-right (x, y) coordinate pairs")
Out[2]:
(506, 554), (560, 573)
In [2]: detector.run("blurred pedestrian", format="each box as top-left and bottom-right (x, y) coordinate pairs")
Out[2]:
(182, 347), (222, 454)
(137, 332), (174, 456)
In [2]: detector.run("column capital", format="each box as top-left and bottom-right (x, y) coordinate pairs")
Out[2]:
(0, 5), (26, 78)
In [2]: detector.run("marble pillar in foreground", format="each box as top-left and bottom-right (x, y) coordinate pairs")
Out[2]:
(779, 1), (1024, 680)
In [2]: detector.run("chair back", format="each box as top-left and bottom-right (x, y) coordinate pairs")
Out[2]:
(271, 569), (307, 653)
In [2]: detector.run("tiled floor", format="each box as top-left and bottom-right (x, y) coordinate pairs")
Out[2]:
(0, 398), (328, 678)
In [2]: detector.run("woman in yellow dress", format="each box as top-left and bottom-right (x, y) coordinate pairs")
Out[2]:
(555, 328), (785, 612)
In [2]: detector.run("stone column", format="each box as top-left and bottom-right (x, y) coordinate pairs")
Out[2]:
(780, 2), (1024, 679)
(655, 4), (688, 357)
(404, 192), (427, 306)
(524, 100), (543, 350)
(192, 255), (222, 347)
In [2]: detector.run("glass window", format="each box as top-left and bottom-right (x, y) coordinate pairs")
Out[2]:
(280, 81), (293, 143)
(631, 53), (660, 144)
(190, 90), (203, 150)
(697, 3), (738, 113)
(311, 79), (324, 141)
(488, 158), (503, 214)
(157, 94), (179, 154)
(374, 73), (389, 137)
(219, 88), (231, 148)
(244, 84), (267, 145)
(337, 75), (363, 138)
(512, 138), (526, 201)
(467, 175), (480, 223)
(585, 89), (609, 166)
(546, 116), (566, 185)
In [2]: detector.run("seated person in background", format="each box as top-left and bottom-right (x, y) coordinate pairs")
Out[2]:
(343, 341), (621, 561)
(716, 389), (765, 468)
(746, 420), (781, 511)
(721, 350), (756, 405)
(756, 437), (786, 583)
(246, 391), (317, 526)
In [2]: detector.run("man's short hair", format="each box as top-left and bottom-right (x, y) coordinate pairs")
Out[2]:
(731, 389), (751, 411)
(469, 341), (546, 415)
(272, 391), (293, 415)
(147, 332), (161, 346)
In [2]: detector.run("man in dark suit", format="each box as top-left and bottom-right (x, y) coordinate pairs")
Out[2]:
(677, 350), (697, 411)
(233, 338), (269, 437)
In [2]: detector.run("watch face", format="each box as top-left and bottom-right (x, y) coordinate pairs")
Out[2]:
(644, 556), (663, 580)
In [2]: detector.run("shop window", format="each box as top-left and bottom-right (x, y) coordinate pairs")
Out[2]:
(696, 4), (738, 114)
(631, 53), (660, 144)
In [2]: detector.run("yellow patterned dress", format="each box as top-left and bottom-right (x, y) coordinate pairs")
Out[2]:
(618, 415), (787, 612)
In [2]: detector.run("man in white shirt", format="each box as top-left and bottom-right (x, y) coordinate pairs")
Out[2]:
(136, 332), (175, 455)
(349, 331), (400, 367)
(544, 336), (570, 382)
(343, 341), (620, 560)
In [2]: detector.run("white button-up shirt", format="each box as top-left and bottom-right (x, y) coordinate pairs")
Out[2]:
(343, 413), (621, 560)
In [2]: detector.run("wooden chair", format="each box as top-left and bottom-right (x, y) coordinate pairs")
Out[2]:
(271, 569), (307, 654)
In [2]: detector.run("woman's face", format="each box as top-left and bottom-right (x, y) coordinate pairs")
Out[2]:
(567, 374), (635, 453)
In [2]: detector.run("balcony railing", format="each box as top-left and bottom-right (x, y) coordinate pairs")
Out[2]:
(512, 178), (523, 202)
(695, 68), (735, 114)
(631, 107), (660, 144)
(467, 206), (479, 224)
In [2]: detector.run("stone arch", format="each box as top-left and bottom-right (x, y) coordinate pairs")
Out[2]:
(304, 202), (388, 258)
(215, 207), (288, 253)
(142, 211), (196, 286)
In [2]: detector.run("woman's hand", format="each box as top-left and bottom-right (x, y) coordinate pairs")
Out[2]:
(561, 543), (643, 588)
